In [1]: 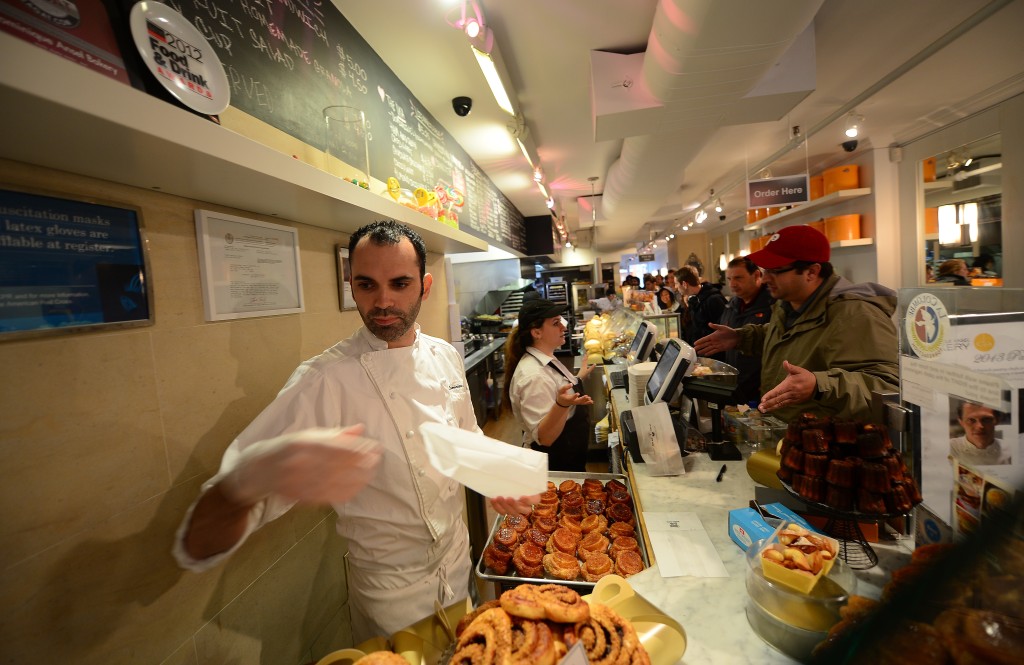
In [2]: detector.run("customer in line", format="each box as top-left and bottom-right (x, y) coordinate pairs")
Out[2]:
(676, 265), (726, 354)
(935, 259), (971, 285)
(656, 286), (680, 313)
(694, 225), (899, 422)
(719, 257), (774, 405)
(174, 220), (534, 642)
(504, 299), (594, 472)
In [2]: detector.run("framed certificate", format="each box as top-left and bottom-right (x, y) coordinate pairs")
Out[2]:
(195, 210), (304, 321)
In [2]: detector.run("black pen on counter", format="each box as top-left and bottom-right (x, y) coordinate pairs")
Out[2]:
(716, 464), (727, 482)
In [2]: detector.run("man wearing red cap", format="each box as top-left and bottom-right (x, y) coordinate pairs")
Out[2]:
(695, 225), (898, 422)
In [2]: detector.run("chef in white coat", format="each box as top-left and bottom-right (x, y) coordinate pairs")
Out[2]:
(174, 220), (533, 642)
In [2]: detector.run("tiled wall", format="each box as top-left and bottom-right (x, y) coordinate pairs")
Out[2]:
(0, 159), (451, 664)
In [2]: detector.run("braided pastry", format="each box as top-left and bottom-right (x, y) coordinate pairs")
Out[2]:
(512, 542), (545, 578)
(577, 532), (610, 562)
(580, 514), (608, 535)
(607, 522), (635, 541)
(558, 480), (582, 496)
(510, 617), (556, 665)
(532, 515), (557, 534)
(608, 536), (640, 560)
(546, 527), (581, 555)
(451, 607), (513, 665)
(483, 543), (513, 575)
(565, 602), (643, 665)
(581, 552), (614, 583)
(614, 550), (645, 577)
(542, 552), (581, 581)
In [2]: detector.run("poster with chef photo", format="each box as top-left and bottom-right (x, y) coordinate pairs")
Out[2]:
(0, 0), (131, 84)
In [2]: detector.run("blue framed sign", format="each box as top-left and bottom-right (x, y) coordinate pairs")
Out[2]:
(0, 188), (153, 339)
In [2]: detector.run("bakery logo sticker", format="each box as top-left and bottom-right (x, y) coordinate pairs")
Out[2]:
(128, 2), (229, 115)
(905, 293), (948, 360)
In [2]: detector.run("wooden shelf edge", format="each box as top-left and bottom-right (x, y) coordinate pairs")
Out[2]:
(0, 35), (488, 255)
(743, 188), (872, 231)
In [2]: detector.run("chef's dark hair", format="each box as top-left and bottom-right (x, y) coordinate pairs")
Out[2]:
(349, 220), (427, 282)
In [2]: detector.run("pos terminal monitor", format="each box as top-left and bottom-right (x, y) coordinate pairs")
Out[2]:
(627, 320), (657, 364)
(644, 338), (697, 405)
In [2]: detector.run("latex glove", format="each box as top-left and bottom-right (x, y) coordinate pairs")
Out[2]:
(693, 322), (740, 357)
(222, 425), (381, 506)
(758, 361), (817, 413)
(490, 494), (540, 517)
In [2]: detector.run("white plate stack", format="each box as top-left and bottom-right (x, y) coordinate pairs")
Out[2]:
(627, 361), (657, 408)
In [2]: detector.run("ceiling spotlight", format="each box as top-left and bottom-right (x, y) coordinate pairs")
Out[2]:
(565, 240), (572, 248)
(714, 198), (723, 213)
(546, 197), (555, 209)
(533, 166), (544, 183)
(844, 112), (863, 139)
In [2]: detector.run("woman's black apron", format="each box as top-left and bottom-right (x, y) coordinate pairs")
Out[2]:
(531, 377), (590, 472)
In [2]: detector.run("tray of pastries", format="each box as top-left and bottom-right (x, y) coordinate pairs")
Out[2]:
(476, 472), (649, 588)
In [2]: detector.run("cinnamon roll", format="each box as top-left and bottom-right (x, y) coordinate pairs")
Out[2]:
(560, 492), (585, 516)
(580, 514), (608, 535)
(557, 514), (583, 533)
(546, 527), (581, 555)
(455, 600), (502, 638)
(501, 584), (546, 620)
(581, 478), (603, 494)
(607, 488), (632, 507)
(614, 550), (645, 577)
(542, 552), (581, 581)
(605, 479), (627, 493)
(533, 584), (590, 623)
(531, 503), (557, 519)
(577, 532), (610, 561)
(451, 607), (513, 665)
(538, 490), (560, 507)
(581, 552), (614, 583)
(510, 617), (557, 665)
(566, 602), (643, 665)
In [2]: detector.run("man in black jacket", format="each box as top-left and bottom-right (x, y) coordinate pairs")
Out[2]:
(676, 265), (726, 353)
(720, 257), (774, 405)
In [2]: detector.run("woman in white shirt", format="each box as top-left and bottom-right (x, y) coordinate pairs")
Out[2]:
(503, 299), (594, 471)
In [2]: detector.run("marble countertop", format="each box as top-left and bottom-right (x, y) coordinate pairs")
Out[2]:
(609, 388), (914, 664)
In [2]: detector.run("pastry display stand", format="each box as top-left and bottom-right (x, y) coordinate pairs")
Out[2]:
(779, 481), (904, 570)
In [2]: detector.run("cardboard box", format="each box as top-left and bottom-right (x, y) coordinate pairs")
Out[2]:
(727, 503), (815, 551)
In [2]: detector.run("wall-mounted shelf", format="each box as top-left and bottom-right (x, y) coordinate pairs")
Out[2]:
(743, 188), (872, 232)
(831, 238), (873, 248)
(0, 34), (487, 255)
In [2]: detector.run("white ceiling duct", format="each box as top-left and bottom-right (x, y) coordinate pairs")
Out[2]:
(594, 0), (824, 248)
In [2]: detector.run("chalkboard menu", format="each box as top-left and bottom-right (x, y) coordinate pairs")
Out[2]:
(167, 0), (526, 253)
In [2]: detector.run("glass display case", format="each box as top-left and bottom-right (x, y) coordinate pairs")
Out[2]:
(643, 312), (682, 341)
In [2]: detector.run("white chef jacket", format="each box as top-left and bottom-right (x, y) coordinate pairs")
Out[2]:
(173, 325), (478, 641)
(509, 347), (578, 447)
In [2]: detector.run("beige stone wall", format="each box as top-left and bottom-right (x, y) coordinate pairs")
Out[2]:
(0, 159), (452, 664)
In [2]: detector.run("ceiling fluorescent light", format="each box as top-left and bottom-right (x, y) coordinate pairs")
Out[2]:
(472, 46), (515, 115)
(516, 138), (533, 167)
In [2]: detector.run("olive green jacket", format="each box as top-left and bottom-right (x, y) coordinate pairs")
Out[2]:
(736, 274), (899, 422)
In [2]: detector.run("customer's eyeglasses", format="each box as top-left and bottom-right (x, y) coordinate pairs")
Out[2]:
(763, 265), (798, 276)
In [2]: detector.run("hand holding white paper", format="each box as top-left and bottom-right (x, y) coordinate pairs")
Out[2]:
(419, 422), (549, 497)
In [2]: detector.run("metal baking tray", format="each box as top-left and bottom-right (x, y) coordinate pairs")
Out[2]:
(474, 471), (651, 590)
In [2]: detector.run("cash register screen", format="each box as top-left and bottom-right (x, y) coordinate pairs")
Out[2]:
(627, 320), (656, 363)
(644, 338), (693, 405)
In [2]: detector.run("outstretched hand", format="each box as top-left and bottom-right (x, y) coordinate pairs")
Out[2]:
(555, 382), (593, 409)
(489, 494), (539, 517)
(223, 425), (382, 506)
(758, 361), (817, 413)
(693, 323), (740, 357)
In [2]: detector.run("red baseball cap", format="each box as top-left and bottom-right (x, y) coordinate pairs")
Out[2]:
(748, 224), (831, 270)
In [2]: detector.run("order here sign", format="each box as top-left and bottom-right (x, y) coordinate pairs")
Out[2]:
(747, 175), (809, 208)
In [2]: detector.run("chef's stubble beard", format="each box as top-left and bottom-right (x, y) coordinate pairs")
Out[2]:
(363, 296), (423, 342)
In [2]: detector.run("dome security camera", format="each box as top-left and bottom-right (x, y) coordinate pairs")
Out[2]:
(452, 96), (473, 117)
(841, 139), (858, 153)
